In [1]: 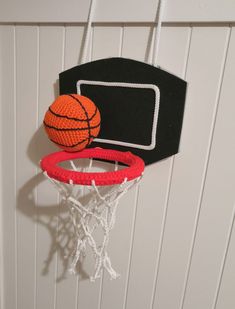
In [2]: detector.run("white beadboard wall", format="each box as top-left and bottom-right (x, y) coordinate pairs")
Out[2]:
(1, 22), (235, 309)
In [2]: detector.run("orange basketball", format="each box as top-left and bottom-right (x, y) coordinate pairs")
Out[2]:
(43, 94), (101, 152)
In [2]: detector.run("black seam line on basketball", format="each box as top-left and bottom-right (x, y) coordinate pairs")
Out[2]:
(50, 135), (96, 148)
(48, 105), (98, 122)
(43, 120), (100, 131)
(69, 94), (91, 147)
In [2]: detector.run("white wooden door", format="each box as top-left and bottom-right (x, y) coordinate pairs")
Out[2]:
(1, 1), (235, 309)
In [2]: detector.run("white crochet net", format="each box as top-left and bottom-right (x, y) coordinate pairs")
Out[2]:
(44, 159), (142, 281)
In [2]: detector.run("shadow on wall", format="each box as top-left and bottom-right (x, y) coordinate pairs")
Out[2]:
(17, 172), (90, 282)
(16, 121), (114, 282)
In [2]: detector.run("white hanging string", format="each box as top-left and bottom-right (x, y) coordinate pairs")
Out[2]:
(81, 0), (165, 67)
(81, 0), (97, 64)
(152, 0), (165, 66)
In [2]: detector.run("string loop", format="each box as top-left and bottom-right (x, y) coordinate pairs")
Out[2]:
(81, 0), (165, 66)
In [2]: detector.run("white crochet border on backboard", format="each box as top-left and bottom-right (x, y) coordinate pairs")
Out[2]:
(77, 80), (160, 150)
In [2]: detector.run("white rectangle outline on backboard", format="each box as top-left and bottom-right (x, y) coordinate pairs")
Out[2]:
(77, 80), (160, 150)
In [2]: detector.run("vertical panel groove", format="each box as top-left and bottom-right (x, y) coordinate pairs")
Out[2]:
(151, 25), (193, 309)
(213, 201), (235, 309)
(98, 255), (105, 309)
(179, 26), (232, 309)
(182, 24), (193, 101)
(0, 192), (2, 309)
(0, 63), (2, 307)
(13, 24), (18, 309)
(75, 266), (79, 309)
(34, 24), (40, 309)
(61, 25), (66, 73)
(0, 67), (3, 308)
(53, 195), (59, 309)
(150, 157), (175, 309)
(123, 184), (141, 309)
(54, 25), (66, 309)
(0, 25), (4, 302)
(69, 23), (81, 309)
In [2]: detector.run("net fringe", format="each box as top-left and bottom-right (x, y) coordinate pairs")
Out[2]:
(43, 161), (142, 282)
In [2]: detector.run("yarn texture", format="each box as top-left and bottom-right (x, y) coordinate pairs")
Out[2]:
(44, 94), (101, 152)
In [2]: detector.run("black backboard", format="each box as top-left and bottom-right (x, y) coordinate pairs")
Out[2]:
(60, 57), (187, 165)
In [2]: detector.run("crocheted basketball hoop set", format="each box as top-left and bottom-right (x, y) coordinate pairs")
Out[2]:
(41, 95), (145, 281)
(40, 0), (186, 282)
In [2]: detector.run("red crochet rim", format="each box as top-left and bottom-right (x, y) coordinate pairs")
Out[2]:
(40, 148), (145, 186)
